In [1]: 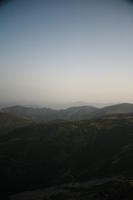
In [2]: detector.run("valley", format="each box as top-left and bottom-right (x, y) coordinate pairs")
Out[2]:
(0, 104), (133, 199)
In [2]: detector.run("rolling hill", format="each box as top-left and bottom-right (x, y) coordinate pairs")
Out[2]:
(2, 103), (133, 122)
(91, 103), (133, 118)
(3, 105), (99, 122)
(0, 112), (32, 135)
(1, 113), (133, 197)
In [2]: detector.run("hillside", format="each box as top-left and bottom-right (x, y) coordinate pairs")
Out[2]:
(58, 106), (99, 120)
(10, 178), (133, 200)
(1, 113), (133, 197)
(0, 112), (32, 135)
(3, 105), (98, 122)
(92, 103), (133, 118)
(3, 106), (58, 122)
(3, 103), (133, 122)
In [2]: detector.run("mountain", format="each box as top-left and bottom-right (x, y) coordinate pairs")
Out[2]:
(1, 113), (133, 196)
(91, 103), (133, 118)
(0, 111), (32, 135)
(3, 105), (98, 122)
(3, 105), (58, 122)
(59, 106), (99, 120)
(3, 103), (133, 122)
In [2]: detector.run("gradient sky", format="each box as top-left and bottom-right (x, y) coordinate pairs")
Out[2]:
(0, 0), (133, 107)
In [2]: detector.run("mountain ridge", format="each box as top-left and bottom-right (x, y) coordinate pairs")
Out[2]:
(2, 103), (133, 122)
(3, 105), (98, 122)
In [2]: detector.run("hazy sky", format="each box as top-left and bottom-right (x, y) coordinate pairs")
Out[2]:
(0, 0), (133, 107)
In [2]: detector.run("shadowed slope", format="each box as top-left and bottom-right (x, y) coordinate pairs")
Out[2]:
(1, 113), (133, 195)
(0, 112), (32, 135)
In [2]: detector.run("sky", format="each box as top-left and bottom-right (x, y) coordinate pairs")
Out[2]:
(0, 0), (133, 108)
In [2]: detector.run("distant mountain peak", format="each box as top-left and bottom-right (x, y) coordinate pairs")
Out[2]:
(91, 102), (133, 118)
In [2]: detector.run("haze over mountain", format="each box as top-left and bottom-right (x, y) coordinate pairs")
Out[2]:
(0, 0), (133, 199)
(3, 103), (133, 122)
(3, 105), (98, 122)
(91, 103), (133, 118)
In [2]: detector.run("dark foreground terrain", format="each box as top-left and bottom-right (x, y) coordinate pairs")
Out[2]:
(0, 108), (133, 199)
(10, 178), (133, 200)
